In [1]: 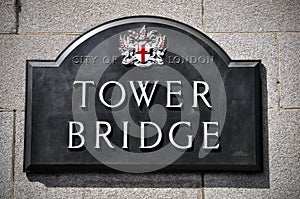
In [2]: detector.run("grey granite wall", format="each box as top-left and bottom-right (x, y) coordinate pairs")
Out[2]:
(0, 0), (299, 198)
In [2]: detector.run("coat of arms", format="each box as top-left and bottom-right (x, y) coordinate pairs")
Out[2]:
(119, 26), (166, 67)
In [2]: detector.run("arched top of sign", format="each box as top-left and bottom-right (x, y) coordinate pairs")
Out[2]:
(27, 16), (259, 68)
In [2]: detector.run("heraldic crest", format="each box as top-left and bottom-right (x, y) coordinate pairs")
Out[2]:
(119, 26), (166, 67)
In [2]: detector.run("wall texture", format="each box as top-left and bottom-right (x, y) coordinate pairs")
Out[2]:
(0, 0), (299, 198)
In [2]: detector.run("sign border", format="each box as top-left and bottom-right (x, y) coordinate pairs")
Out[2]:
(24, 16), (263, 173)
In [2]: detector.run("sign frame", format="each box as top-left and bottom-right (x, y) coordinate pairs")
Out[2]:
(24, 16), (263, 173)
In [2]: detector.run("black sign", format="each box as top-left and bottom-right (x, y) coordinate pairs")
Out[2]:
(25, 16), (263, 173)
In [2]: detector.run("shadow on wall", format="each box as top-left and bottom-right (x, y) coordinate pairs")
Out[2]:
(27, 65), (269, 189)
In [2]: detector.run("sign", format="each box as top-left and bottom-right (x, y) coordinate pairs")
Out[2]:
(25, 17), (263, 173)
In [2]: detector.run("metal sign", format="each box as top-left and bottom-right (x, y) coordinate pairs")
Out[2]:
(25, 16), (263, 173)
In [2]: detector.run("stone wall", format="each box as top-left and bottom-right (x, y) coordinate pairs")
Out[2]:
(0, 0), (299, 198)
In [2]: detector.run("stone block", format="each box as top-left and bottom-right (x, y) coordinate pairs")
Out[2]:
(279, 33), (300, 108)
(19, 0), (202, 33)
(205, 0), (300, 32)
(204, 188), (269, 199)
(14, 112), (47, 198)
(51, 188), (201, 199)
(269, 110), (300, 198)
(0, 112), (13, 199)
(0, 0), (16, 33)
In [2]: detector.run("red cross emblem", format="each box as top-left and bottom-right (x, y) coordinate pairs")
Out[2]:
(136, 45), (150, 63)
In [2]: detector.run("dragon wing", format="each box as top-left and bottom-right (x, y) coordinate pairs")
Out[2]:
(119, 35), (130, 54)
(155, 35), (166, 50)
(146, 30), (158, 39)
